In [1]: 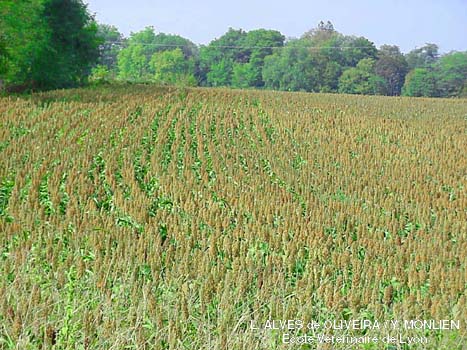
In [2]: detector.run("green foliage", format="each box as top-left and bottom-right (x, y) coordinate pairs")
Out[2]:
(89, 64), (112, 84)
(116, 26), (197, 83)
(40, 0), (101, 87)
(199, 28), (248, 86)
(151, 32), (198, 58)
(240, 29), (285, 87)
(117, 43), (149, 81)
(276, 26), (345, 92)
(402, 68), (438, 97)
(405, 43), (439, 70)
(124, 26), (197, 60)
(374, 45), (409, 96)
(150, 48), (196, 86)
(339, 58), (385, 95)
(231, 62), (257, 88)
(127, 26), (159, 60)
(262, 39), (318, 92)
(0, 36), (8, 79)
(436, 51), (467, 97)
(340, 36), (378, 67)
(402, 51), (467, 98)
(96, 23), (124, 72)
(206, 59), (234, 87)
(38, 173), (54, 216)
(263, 22), (378, 93)
(116, 214), (143, 234)
(199, 28), (284, 87)
(0, 0), (48, 88)
(1, 0), (100, 90)
(2, 9), (463, 99)
(58, 172), (70, 215)
(0, 176), (15, 221)
(301, 23), (376, 92)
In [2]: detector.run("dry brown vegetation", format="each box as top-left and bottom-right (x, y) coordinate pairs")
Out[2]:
(1, 85), (466, 349)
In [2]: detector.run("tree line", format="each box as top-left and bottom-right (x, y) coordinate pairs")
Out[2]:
(1, 1), (466, 97)
(0, 0), (100, 91)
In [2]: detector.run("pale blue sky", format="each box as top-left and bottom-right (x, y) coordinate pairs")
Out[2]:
(84, 0), (467, 53)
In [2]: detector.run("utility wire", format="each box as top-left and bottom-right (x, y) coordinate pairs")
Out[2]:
(104, 42), (376, 50)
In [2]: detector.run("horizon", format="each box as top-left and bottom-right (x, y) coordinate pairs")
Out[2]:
(84, 0), (467, 54)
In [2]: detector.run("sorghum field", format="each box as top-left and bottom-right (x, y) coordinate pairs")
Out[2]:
(1, 85), (466, 349)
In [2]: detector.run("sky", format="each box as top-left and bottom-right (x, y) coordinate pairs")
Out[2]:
(84, 0), (467, 53)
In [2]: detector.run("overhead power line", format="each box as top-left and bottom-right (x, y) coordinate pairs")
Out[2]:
(105, 42), (377, 50)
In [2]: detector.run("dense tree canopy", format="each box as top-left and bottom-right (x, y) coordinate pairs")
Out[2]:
(436, 52), (467, 97)
(237, 29), (285, 87)
(1, 0), (49, 88)
(402, 50), (467, 98)
(339, 58), (385, 95)
(116, 26), (198, 82)
(117, 43), (149, 81)
(150, 48), (196, 86)
(198, 28), (247, 86)
(262, 39), (317, 91)
(197, 28), (284, 88)
(262, 24), (379, 93)
(1, 13), (466, 98)
(97, 24), (124, 72)
(0, 0), (100, 90)
(402, 68), (438, 97)
(374, 45), (409, 95)
(41, 0), (100, 87)
(406, 43), (439, 70)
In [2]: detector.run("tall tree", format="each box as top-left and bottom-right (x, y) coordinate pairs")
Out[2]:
(302, 20), (337, 43)
(262, 39), (318, 92)
(0, 0), (100, 90)
(117, 26), (197, 82)
(97, 24), (124, 72)
(0, 0), (48, 89)
(150, 48), (196, 86)
(240, 29), (285, 87)
(298, 22), (377, 92)
(402, 68), (438, 97)
(125, 27), (158, 62)
(374, 45), (408, 95)
(152, 33), (198, 58)
(206, 59), (234, 87)
(405, 43), (439, 70)
(307, 30), (344, 91)
(198, 28), (248, 86)
(0, 29), (9, 88)
(231, 62), (256, 88)
(37, 0), (100, 88)
(117, 44), (148, 81)
(339, 58), (385, 95)
(436, 51), (467, 97)
(341, 36), (378, 67)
